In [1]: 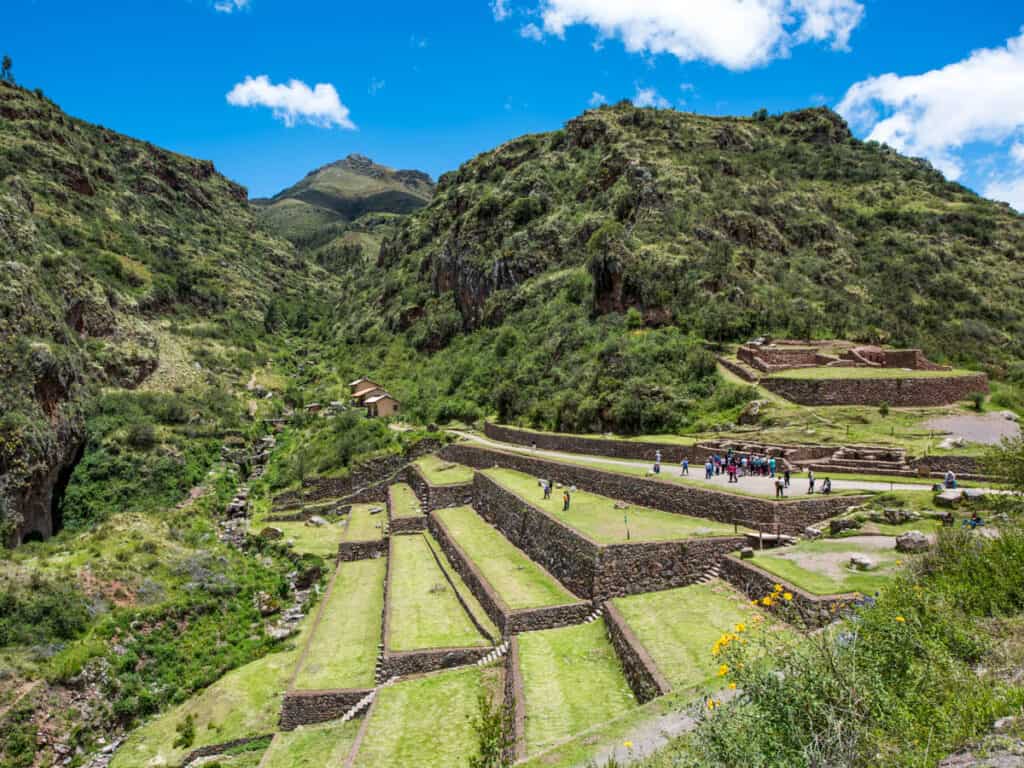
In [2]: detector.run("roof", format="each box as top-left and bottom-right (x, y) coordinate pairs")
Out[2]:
(353, 385), (386, 400)
(365, 393), (399, 405)
(349, 377), (380, 388)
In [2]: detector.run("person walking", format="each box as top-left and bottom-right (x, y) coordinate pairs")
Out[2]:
(562, 489), (571, 511)
(775, 476), (785, 498)
(808, 469), (816, 494)
(769, 457), (776, 478)
(542, 479), (551, 500)
(784, 468), (791, 488)
(654, 450), (662, 475)
(681, 457), (689, 476)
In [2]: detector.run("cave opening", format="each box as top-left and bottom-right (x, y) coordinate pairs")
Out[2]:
(50, 441), (85, 537)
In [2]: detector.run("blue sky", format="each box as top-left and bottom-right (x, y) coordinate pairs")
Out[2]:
(6, 1), (1024, 208)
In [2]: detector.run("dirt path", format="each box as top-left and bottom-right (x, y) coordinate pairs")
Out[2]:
(0, 680), (40, 723)
(924, 413), (1020, 446)
(451, 431), (937, 498)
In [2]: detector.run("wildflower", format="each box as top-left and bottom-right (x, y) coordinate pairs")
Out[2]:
(896, 560), (903, 566)
(718, 664), (729, 677)
(761, 596), (773, 607)
(773, 583), (783, 593)
(783, 592), (793, 602)
(728, 682), (737, 690)
(707, 698), (718, 710)
(895, 615), (906, 623)
(623, 741), (633, 749)
(734, 622), (746, 633)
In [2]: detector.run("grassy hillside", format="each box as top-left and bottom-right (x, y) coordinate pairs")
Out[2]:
(254, 153), (434, 243)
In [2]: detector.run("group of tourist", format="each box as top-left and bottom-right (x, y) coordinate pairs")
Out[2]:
(699, 450), (784, 482)
(540, 478), (572, 511)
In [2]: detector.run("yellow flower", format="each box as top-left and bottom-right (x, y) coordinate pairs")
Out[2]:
(728, 682), (737, 690)
(895, 615), (906, 623)
(896, 560), (903, 566)
(761, 596), (773, 607)
(783, 592), (793, 602)
(734, 622), (746, 633)
(623, 741), (633, 749)
(773, 583), (783, 593)
(707, 698), (717, 710)
(718, 664), (729, 677)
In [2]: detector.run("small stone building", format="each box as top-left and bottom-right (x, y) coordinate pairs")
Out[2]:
(365, 393), (400, 418)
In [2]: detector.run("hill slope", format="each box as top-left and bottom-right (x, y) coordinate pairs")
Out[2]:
(254, 153), (434, 243)
(0, 81), (320, 545)
(301, 103), (1024, 434)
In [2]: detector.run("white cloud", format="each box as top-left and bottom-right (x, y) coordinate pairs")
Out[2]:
(519, 0), (864, 71)
(521, 23), (544, 41)
(492, 0), (510, 21)
(214, 0), (248, 13)
(226, 76), (355, 129)
(633, 85), (670, 109)
(1013, 143), (1024, 164)
(837, 31), (1024, 181)
(985, 176), (1024, 212)
(589, 91), (607, 107)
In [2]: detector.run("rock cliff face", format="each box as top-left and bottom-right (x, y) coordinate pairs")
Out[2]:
(0, 81), (308, 545)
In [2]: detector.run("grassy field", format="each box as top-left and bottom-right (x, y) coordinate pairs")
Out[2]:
(415, 454), (474, 485)
(517, 621), (636, 755)
(253, 520), (345, 557)
(261, 721), (360, 768)
(613, 582), (778, 691)
(768, 366), (979, 380)
(389, 483), (423, 518)
(388, 534), (495, 650)
(484, 468), (748, 542)
(293, 559), (385, 690)
(352, 665), (498, 768)
(110, 619), (312, 768)
(434, 506), (578, 609)
(748, 537), (908, 595)
(342, 503), (386, 541)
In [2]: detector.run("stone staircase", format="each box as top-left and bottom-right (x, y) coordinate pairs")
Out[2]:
(583, 606), (604, 624)
(806, 446), (911, 476)
(476, 641), (511, 667)
(696, 562), (722, 585)
(339, 677), (398, 725)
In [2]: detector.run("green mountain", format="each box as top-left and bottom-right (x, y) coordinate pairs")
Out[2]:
(253, 153), (434, 244)
(0, 80), (323, 545)
(301, 103), (1024, 434)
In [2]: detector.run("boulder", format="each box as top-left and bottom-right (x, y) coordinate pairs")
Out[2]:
(258, 526), (284, 541)
(850, 554), (874, 571)
(306, 515), (328, 527)
(804, 526), (822, 539)
(740, 547), (755, 559)
(896, 531), (930, 553)
(935, 490), (963, 508)
(830, 518), (862, 536)
(738, 399), (769, 425)
(883, 508), (919, 525)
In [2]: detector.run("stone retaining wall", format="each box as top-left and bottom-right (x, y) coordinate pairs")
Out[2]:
(279, 690), (369, 730)
(911, 454), (983, 477)
(595, 537), (747, 600)
(420, 534), (497, 644)
(484, 422), (692, 463)
(761, 374), (988, 407)
(719, 555), (861, 628)
(717, 355), (759, 382)
(603, 602), (671, 704)
(445, 444), (863, 536)
(380, 646), (492, 678)
(181, 734), (273, 766)
(504, 637), (527, 762)
(406, 464), (474, 511)
(389, 516), (427, 535)
(337, 539), (387, 562)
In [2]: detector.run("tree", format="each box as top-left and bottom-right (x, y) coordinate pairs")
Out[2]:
(468, 690), (513, 768)
(1, 55), (13, 84)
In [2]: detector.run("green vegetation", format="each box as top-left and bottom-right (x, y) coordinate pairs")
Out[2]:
(387, 534), (494, 650)
(261, 720), (360, 768)
(388, 483), (423, 519)
(434, 506), (577, 609)
(769, 366), (979, 380)
(352, 665), (498, 768)
(748, 537), (910, 595)
(110, 618), (310, 768)
(516, 621), (636, 754)
(293, 559), (384, 691)
(250, 520), (344, 557)
(613, 582), (780, 690)
(341, 504), (385, 541)
(414, 454), (475, 485)
(484, 468), (747, 541)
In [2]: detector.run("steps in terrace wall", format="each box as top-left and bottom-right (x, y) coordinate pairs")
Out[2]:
(476, 641), (510, 666)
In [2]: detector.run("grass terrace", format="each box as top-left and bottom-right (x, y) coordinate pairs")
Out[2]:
(110, 619), (312, 768)
(387, 534), (496, 650)
(484, 468), (747, 543)
(433, 506), (579, 609)
(352, 666), (498, 768)
(414, 454), (474, 485)
(255, 520), (346, 557)
(517, 621), (636, 755)
(292, 558), (385, 691)
(261, 721), (360, 768)
(389, 483), (423, 519)
(342, 503), (386, 541)
(613, 582), (780, 691)
(747, 537), (910, 595)
(768, 366), (980, 380)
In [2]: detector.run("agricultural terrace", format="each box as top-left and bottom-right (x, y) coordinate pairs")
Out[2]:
(387, 534), (496, 650)
(292, 558), (385, 690)
(110, 617), (313, 768)
(414, 454), (474, 485)
(389, 483), (423, 519)
(261, 720), (360, 768)
(767, 366), (979, 380)
(517, 622), (636, 754)
(746, 536), (911, 595)
(613, 582), (780, 691)
(483, 468), (746, 542)
(434, 506), (579, 609)
(352, 666), (500, 768)
(256, 519), (346, 557)
(342, 503), (386, 540)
